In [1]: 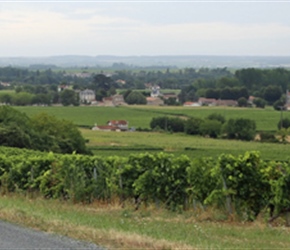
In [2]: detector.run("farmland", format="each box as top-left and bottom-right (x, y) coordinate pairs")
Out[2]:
(16, 105), (284, 131)
(14, 105), (290, 161)
(2, 105), (290, 250)
(80, 129), (290, 161)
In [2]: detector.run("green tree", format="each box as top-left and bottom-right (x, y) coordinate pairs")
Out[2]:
(237, 97), (248, 107)
(91, 74), (117, 100)
(30, 113), (89, 154)
(178, 85), (197, 104)
(0, 93), (12, 104)
(184, 117), (203, 135)
(11, 92), (34, 106)
(205, 88), (220, 99)
(253, 98), (266, 108)
(263, 85), (282, 105)
(277, 117), (290, 130)
(125, 91), (146, 105)
(150, 116), (185, 132)
(164, 97), (178, 106)
(222, 118), (256, 141)
(60, 89), (79, 106)
(199, 119), (222, 138)
(0, 106), (89, 154)
(0, 106), (38, 149)
(273, 99), (286, 111)
(235, 68), (263, 89)
(206, 113), (226, 124)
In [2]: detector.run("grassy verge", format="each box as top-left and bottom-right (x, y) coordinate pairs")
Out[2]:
(1, 195), (290, 249)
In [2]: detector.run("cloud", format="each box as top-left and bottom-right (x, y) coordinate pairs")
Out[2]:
(0, 3), (289, 56)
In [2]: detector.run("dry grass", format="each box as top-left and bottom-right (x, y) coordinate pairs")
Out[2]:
(1, 195), (290, 249)
(0, 197), (195, 250)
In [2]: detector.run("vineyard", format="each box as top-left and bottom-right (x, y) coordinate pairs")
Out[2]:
(1, 146), (290, 224)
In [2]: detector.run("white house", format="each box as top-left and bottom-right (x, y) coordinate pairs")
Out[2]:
(79, 89), (95, 103)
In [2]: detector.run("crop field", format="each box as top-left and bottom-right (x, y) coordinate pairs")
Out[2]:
(14, 105), (290, 161)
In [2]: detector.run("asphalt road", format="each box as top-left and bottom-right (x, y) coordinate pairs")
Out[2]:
(0, 220), (104, 250)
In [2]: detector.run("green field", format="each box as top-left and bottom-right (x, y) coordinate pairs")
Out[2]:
(14, 105), (290, 161)
(4, 105), (290, 249)
(80, 128), (290, 161)
(15, 105), (285, 131)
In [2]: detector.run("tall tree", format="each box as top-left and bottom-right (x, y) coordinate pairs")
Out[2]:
(60, 89), (79, 106)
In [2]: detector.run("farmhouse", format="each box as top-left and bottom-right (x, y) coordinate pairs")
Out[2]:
(183, 101), (200, 107)
(198, 98), (217, 106)
(112, 94), (127, 106)
(198, 97), (239, 107)
(102, 97), (114, 107)
(216, 99), (238, 107)
(92, 120), (129, 131)
(99, 95), (127, 107)
(146, 97), (164, 106)
(107, 120), (129, 130)
(92, 125), (120, 132)
(163, 93), (179, 101)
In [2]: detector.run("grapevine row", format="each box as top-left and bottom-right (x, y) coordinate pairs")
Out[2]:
(0, 146), (290, 223)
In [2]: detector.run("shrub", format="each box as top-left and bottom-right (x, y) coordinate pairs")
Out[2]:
(184, 117), (204, 135)
(253, 97), (266, 108)
(150, 116), (185, 132)
(206, 113), (226, 124)
(259, 132), (278, 143)
(222, 118), (256, 141)
(277, 117), (290, 130)
(199, 119), (222, 138)
(125, 91), (147, 105)
(237, 97), (248, 107)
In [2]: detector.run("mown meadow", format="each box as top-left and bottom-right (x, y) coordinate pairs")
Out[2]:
(16, 105), (284, 131)
(15, 105), (290, 161)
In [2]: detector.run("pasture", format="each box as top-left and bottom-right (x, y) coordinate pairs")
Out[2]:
(14, 105), (290, 161)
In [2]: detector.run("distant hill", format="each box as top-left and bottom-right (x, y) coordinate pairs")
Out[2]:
(0, 55), (289, 69)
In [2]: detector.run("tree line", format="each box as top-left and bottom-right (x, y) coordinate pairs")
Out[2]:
(149, 114), (256, 141)
(0, 66), (290, 108)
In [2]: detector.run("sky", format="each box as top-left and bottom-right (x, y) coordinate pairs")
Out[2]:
(0, 1), (290, 57)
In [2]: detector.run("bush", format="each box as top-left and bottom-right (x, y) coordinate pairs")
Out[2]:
(273, 99), (285, 111)
(150, 116), (185, 132)
(0, 106), (89, 154)
(206, 113), (226, 124)
(277, 117), (290, 130)
(125, 91), (147, 105)
(199, 119), (222, 138)
(259, 132), (278, 143)
(253, 97), (266, 108)
(237, 97), (248, 107)
(222, 118), (256, 141)
(184, 117), (204, 135)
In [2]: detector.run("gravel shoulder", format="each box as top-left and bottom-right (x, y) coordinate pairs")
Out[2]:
(0, 220), (104, 250)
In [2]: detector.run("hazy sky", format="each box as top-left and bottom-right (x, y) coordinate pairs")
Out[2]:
(0, 1), (290, 57)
